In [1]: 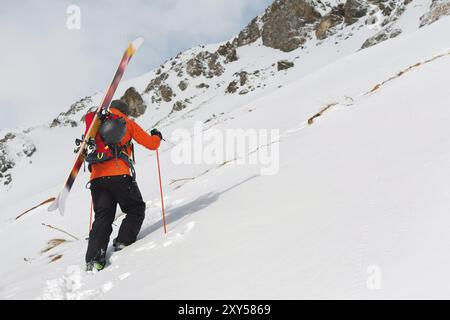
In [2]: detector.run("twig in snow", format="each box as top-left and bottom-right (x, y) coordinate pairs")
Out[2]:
(40, 239), (69, 254)
(41, 223), (79, 241)
(169, 177), (196, 185)
(365, 52), (450, 95)
(16, 197), (56, 220)
(169, 159), (236, 189)
(48, 254), (63, 263)
(307, 102), (338, 125)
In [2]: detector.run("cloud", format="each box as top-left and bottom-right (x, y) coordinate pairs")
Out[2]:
(0, 0), (272, 129)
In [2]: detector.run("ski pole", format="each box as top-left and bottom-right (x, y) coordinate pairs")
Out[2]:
(162, 138), (176, 147)
(156, 149), (167, 234)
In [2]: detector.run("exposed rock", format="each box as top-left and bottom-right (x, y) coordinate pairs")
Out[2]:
(360, 0), (411, 49)
(144, 72), (169, 94)
(345, 0), (369, 25)
(186, 52), (224, 78)
(151, 96), (162, 104)
(50, 96), (92, 128)
(23, 143), (36, 157)
(420, 0), (450, 27)
(160, 85), (174, 102)
(277, 60), (295, 71)
(1, 133), (16, 143)
(225, 70), (261, 94)
(217, 42), (238, 63)
(0, 132), (36, 186)
(186, 55), (204, 77)
(239, 71), (248, 86)
(390, 28), (402, 38)
(178, 80), (188, 91)
(172, 100), (188, 112)
(204, 114), (217, 124)
(120, 87), (147, 117)
(50, 118), (77, 128)
(369, 0), (411, 17)
(226, 81), (239, 94)
(316, 16), (336, 39)
(207, 53), (225, 78)
(261, 0), (321, 52)
(0, 151), (14, 174)
(1, 173), (12, 185)
(144, 72), (176, 104)
(231, 0), (412, 52)
(233, 0), (358, 49)
(316, 4), (345, 39)
(196, 83), (210, 89)
(361, 27), (402, 49)
(173, 63), (184, 77)
(232, 17), (261, 47)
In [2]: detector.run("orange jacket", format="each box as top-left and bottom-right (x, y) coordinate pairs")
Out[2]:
(90, 108), (160, 180)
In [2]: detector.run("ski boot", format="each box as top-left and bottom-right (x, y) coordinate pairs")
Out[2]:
(113, 238), (128, 252)
(86, 260), (105, 272)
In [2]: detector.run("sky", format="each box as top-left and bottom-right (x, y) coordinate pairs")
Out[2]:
(0, 0), (272, 129)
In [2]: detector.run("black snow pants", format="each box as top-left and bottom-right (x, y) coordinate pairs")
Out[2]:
(85, 175), (146, 263)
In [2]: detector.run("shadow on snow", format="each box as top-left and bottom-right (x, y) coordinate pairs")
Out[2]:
(137, 174), (260, 240)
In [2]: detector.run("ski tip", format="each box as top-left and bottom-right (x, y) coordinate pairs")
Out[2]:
(47, 193), (66, 216)
(47, 197), (58, 212)
(132, 37), (144, 50)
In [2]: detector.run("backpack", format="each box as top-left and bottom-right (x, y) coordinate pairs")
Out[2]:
(79, 110), (136, 178)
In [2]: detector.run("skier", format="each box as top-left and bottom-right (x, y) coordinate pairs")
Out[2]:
(84, 99), (162, 271)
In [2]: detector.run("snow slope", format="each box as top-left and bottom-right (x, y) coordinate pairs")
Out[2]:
(1, 2), (450, 299)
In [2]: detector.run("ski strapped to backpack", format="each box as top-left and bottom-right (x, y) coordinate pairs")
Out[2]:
(48, 38), (144, 216)
(75, 109), (137, 180)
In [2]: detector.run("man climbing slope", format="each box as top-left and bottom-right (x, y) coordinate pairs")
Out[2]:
(83, 99), (162, 271)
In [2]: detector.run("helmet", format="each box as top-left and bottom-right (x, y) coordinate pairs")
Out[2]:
(110, 100), (131, 116)
(99, 117), (126, 145)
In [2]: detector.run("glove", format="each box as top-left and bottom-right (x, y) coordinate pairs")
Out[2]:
(150, 128), (163, 141)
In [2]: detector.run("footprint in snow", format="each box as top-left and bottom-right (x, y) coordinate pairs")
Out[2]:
(163, 221), (196, 247)
(40, 265), (99, 300)
(102, 281), (114, 293)
(135, 241), (156, 252)
(109, 255), (119, 262)
(135, 221), (196, 251)
(119, 273), (130, 281)
(2, 286), (20, 299)
(163, 240), (174, 247)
